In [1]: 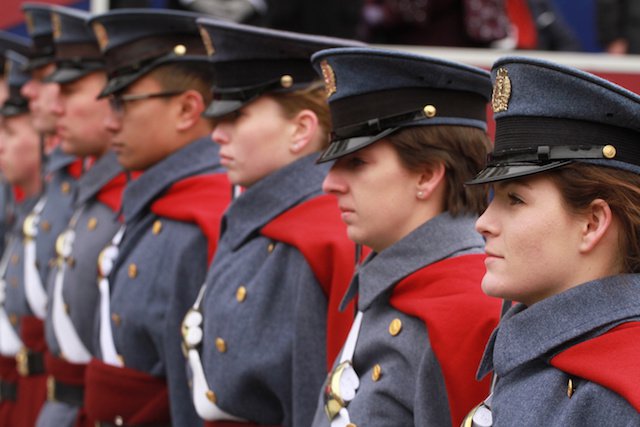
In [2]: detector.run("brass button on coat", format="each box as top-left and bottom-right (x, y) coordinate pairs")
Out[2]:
(215, 337), (227, 353)
(111, 313), (121, 327)
(152, 220), (162, 234)
(9, 314), (17, 325)
(388, 318), (403, 336)
(61, 182), (71, 194)
(128, 263), (138, 278)
(267, 242), (275, 253)
(41, 220), (51, 232)
(206, 390), (217, 403)
(236, 286), (247, 302)
(346, 423), (357, 427)
(87, 217), (98, 230)
(371, 364), (382, 381)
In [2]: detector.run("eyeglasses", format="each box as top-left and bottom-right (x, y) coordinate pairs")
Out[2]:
(108, 91), (184, 115)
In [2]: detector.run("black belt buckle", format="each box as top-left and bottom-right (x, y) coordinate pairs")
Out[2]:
(15, 347), (44, 377)
(47, 375), (85, 406)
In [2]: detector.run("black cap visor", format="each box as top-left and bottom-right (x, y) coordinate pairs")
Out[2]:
(44, 61), (104, 84)
(467, 161), (572, 185)
(317, 127), (399, 163)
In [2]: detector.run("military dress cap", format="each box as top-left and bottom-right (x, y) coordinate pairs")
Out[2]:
(468, 56), (640, 184)
(87, 9), (209, 97)
(1, 51), (31, 117)
(44, 6), (103, 85)
(0, 31), (31, 76)
(196, 18), (364, 118)
(21, 3), (56, 70)
(311, 47), (492, 163)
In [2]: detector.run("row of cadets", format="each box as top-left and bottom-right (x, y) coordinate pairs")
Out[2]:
(81, 9), (232, 427)
(183, 18), (364, 427)
(36, 5), (130, 427)
(3, 3), (84, 426)
(0, 46), (45, 427)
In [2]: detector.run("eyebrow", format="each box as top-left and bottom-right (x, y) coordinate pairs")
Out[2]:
(495, 179), (533, 190)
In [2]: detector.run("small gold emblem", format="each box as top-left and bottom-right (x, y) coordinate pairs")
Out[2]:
(92, 22), (109, 51)
(173, 44), (187, 56)
(567, 378), (575, 398)
(371, 364), (382, 382)
(320, 60), (337, 98)
(25, 12), (35, 35)
(215, 337), (227, 353)
(152, 220), (162, 235)
(52, 13), (62, 40)
(87, 217), (98, 231)
(128, 263), (137, 278)
(236, 286), (247, 302)
(388, 318), (402, 336)
(492, 68), (512, 113)
(602, 144), (616, 159)
(61, 181), (71, 194)
(423, 105), (437, 118)
(199, 26), (215, 56)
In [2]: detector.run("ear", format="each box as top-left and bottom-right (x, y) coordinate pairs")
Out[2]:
(175, 90), (206, 131)
(415, 162), (446, 200)
(288, 109), (319, 154)
(579, 198), (614, 253)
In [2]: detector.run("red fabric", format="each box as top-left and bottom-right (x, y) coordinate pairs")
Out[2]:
(0, 355), (19, 427)
(67, 157), (84, 179)
(260, 195), (361, 371)
(12, 186), (25, 203)
(84, 358), (170, 425)
(95, 171), (131, 213)
(45, 354), (96, 427)
(550, 322), (640, 412)
(389, 254), (500, 427)
(150, 173), (231, 262)
(506, 0), (538, 49)
(16, 316), (48, 427)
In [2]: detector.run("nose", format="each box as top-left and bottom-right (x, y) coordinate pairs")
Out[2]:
(475, 201), (498, 238)
(20, 79), (37, 101)
(211, 123), (229, 145)
(322, 165), (348, 195)
(103, 107), (122, 134)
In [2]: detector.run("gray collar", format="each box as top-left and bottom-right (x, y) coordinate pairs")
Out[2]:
(342, 213), (484, 311)
(478, 274), (640, 379)
(45, 145), (77, 174)
(74, 151), (123, 208)
(121, 137), (223, 223)
(222, 153), (329, 251)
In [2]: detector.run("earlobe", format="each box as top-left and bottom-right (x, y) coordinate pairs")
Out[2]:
(289, 109), (319, 154)
(579, 199), (614, 253)
(176, 90), (205, 131)
(416, 162), (446, 200)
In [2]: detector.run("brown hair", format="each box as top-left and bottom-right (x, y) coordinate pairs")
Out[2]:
(269, 81), (332, 149)
(149, 62), (214, 106)
(547, 163), (640, 274)
(386, 125), (491, 216)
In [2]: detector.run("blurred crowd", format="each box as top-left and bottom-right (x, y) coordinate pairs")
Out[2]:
(107, 0), (640, 54)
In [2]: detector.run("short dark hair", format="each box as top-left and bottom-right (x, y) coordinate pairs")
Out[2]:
(149, 62), (214, 106)
(387, 125), (491, 216)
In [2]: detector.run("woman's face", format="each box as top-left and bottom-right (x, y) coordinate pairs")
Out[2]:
(475, 174), (586, 306)
(0, 114), (41, 187)
(211, 96), (296, 187)
(322, 140), (425, 253)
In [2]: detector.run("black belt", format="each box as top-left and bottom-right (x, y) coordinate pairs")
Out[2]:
(15, 348), (45, 376)
(94, 422), (171, 427)
(0, 380), (17, 401)
(47, 376), (84, 406)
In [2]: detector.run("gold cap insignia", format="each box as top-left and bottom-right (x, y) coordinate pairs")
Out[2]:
(199, 26), (215, 56)
(25, 12), (35, 35)
(52, 13), (62, 40)
(320, 60), (336, 99)
(92, 22), (109, 51)
(492, 67), (512, 113)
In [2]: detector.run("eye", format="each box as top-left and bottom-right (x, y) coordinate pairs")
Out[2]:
(507, 192), (524, 205)
(347, 156), (366, 168)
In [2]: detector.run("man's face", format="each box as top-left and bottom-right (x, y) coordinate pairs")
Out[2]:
(21, 63), (61, 135)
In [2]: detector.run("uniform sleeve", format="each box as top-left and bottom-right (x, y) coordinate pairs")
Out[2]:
(158, 222), (208, 427)
(414, 340), (455, 426)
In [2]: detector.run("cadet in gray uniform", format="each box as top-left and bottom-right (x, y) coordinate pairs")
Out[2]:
(308, 47), (502, 427)
(0, 50), (44, 427)
(463, 57), (640, 426)
(83, 9), (231, 427)
(185, 19), (362, 427)
(34, 6), (129, 427)
(0, 31), (31, 257)
(6, 4), (81, 426)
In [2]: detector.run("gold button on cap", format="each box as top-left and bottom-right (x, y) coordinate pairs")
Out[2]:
(174, 44), (187, 55)
(215, 337), (227, 353)
(128, 263), (137, 278)
(152, 220), (162, 234)
(602, 144), (616, 159)
(236, 286), (247, 302)
(371, 364), (382, 381)
(206, 390), (217, 403)
(388, 318), (402, 336)
(423, 104), (437, 118)
(87, 217), (98, 230)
